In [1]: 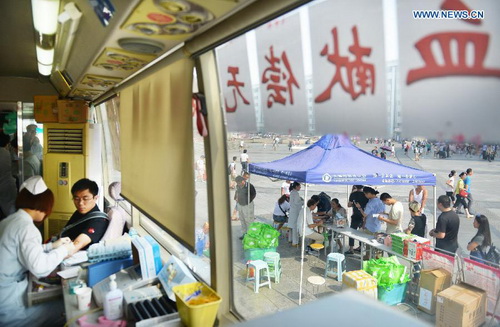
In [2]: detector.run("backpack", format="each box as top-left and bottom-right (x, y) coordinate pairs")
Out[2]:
(482, 243), (500, 267)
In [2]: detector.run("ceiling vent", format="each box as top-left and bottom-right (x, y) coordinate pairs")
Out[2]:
(117, 38), (165, 54)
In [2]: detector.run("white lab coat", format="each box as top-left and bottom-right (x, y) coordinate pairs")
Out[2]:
(0, 209), (68, 326)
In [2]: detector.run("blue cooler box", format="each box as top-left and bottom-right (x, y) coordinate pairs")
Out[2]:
(378, 282), (408, 305)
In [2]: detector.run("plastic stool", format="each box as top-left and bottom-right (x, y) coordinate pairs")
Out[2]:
(307, 276), (326, 296)
(246, 260), (271, 293)
(280, 226), (291, 239)
(324, 253), (345, 281)
(263, 252), (281, 283)
(310, 243), (325, 257)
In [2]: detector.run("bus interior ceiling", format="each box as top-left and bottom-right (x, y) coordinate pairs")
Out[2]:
(0, 0), (311, 104)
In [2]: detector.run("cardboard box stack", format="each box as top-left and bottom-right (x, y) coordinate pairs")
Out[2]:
(417, 268), (452, 314)
(342, 270), (378, 300)
(34, 95), (59, 123)
(391, 232), (412, 255)
(404, 235), (431, 261)
(57, 100), (89, 123)
(436, 283), (486, 327)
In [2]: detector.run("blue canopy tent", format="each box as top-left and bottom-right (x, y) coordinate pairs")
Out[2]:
(249, 134), (436, 185)
(249, 134), (437, 304)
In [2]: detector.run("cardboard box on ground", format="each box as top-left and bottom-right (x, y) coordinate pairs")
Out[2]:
(342, 270), (378, 300)
(436, 283), (487, 327)
(417, 268), (452, 315)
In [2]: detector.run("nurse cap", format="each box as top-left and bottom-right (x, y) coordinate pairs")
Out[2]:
(20, 176), (48, 195)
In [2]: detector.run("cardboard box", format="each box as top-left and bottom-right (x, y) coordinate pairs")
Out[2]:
(57, 100), (89, 123)
(342, 270), (377, 299)
(34, 95), (59, 123)
(436, 283), (486, 327)
(404, 236), (431, 261)
(417, 268), (452, 314)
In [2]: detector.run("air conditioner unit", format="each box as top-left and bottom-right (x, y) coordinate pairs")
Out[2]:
(43, 123), (103, 239)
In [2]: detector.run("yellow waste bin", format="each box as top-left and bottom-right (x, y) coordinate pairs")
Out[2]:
(172, 282), (222, 327)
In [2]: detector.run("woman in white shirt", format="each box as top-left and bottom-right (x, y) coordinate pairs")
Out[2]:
(288, 182), (304, 246)
(273, 194), (291, 230)
(445, 170), (456, 205)
(0, 176), (75, 327)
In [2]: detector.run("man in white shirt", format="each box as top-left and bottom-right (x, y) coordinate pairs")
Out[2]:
(379, 193), (404, 234)
(240, 149), (249, 173)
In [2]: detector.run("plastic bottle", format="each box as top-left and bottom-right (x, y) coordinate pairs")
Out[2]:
(103, 274), (123, 320)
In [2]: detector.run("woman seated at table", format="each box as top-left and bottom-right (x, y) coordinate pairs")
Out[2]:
(272, 194), (290, 231)
(327, 198), (347, 220)
(298, 199), (324, 253)
(0, 176), (75, 327)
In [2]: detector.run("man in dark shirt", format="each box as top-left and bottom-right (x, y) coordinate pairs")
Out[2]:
(346, 185), (368, 253)
(61, 178), (109, 253)
(235, 175), (256, 239)
(429, 195), (460, 254)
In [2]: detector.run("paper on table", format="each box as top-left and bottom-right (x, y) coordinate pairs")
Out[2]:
(61, 251), (88, 266)
(57, 266), (82, 279)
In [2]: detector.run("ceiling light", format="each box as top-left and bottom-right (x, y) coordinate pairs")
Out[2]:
(38, 63), (53, 76)
(36, 46), (54, 65)
(31, 0), (60, 34)
(32, 0), (60, 76)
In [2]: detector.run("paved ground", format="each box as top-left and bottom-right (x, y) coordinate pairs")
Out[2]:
(222, 138), (499, 324)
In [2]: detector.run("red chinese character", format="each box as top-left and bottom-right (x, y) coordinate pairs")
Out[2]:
(407, 32), (500, 85)
(225, 66), (250, 113)
(315, 26), (375, 102)
(261, 46), (300, 108)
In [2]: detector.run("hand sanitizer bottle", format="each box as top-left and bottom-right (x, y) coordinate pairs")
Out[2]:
(103, 274), (123, 320)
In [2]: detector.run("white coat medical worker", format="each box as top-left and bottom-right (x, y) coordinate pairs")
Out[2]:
(0, 176), (75, 327)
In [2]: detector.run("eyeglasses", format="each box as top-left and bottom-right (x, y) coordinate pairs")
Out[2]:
(73, 196), (94, 203)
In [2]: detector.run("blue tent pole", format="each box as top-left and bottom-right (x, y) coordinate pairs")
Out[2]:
(298, 183), (308, 305)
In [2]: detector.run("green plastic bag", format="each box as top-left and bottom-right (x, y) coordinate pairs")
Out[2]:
(243, 235), (260, 250)
(363, 256), (410, 289)
(247, 222), (264, 237)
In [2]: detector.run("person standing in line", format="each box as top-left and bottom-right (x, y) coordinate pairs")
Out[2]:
(357, 187), (385, 235)
(379, 193), (404, 234)
(288, 182), (303, 247)
(281, 180), (291, 196)
(453, 172), (474, 219)
(467, 214), (492, 264)
(409, 185), (428, 215)
(240, 149), (249, 174)
(445, 170), (456, 205)
(228, 156), (237, 189)
(347, 185), (368, 254)
(405, 201), (427, 237)
(464, 168), (474, 214)
(429, 195), (460, 255)
(235, 176), (256, 239)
